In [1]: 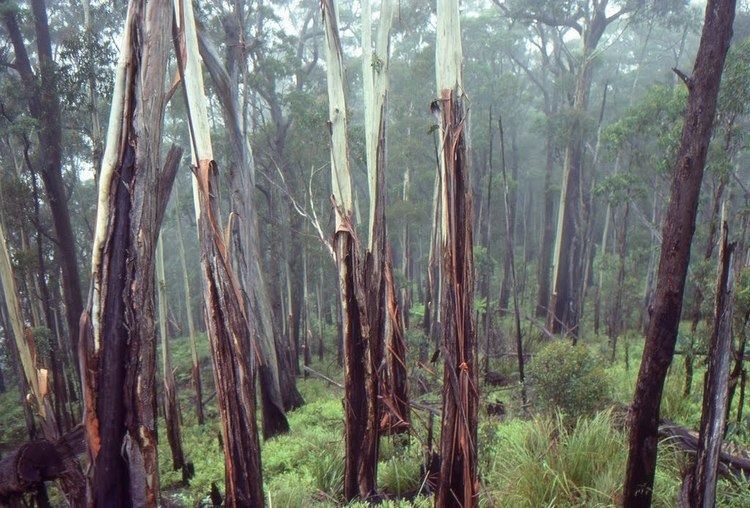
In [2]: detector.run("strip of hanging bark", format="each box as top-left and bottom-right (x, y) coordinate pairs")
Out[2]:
(380, 252), (410, 435)
(622, 0), (737, 504)
(436, 87), (479, 508)
(689, 217), (736, 505)
(173, 0), (264, 503)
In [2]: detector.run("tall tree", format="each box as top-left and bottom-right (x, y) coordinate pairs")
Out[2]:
(623, 0), (737, 504)
(174, 188), (204, 424)
(174, 0), (264, 504)
(2, 0), (84, 372)
(197, 21), (294, 438)
(435, 0), (478, 505)
(79, 0), (177, 502)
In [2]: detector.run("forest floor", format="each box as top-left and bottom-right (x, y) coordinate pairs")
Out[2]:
(2, 327), (750, 507)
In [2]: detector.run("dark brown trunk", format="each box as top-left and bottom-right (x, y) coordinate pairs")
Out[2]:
(79, 2), (176, 502)
(623, 1), (736, 504)
(436, 89), (478, 508)
(0, 426), (85, 504)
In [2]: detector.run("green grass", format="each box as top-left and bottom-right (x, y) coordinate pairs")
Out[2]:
(3, 322), (750, 507)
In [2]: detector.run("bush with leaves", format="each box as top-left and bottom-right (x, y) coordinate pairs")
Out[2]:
(527, 341), (611, 418)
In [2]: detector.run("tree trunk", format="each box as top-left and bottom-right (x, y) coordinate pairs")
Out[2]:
(79, 0), (177, 503)
(623, 1), (736, 504)
(156, 236), (188, 478)
(547, 7), (611, 338)
(323, 0), (380, 499)
(174, 188), (205, 425)
(1, 0), (84, 373)
(498, 132), (518, 316)
(689, 216), (735, 507)
(197, 28), (296, 437)
(174, 0), (264, 503)
(435, 1), (478, 504)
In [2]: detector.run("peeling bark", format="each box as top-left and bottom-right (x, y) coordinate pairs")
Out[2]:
(80, 0), (177, 503)
(435, 1), (478, 504)
(174, 0), (264, 503)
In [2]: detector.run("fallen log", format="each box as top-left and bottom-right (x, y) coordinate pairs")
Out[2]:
(659, 420), (750, 479)
(0, 425), (84, 503)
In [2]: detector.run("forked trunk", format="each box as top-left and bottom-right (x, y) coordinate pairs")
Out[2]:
(79, 0), (176, 504)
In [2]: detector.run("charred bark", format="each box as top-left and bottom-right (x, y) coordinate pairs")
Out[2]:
(174, 0), (264, 502)
(80, 1), (177, 502)
(623, 0), (737, 504)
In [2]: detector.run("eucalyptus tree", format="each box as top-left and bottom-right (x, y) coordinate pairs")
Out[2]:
(497, 0), (644, 337)
(79, 0), (178, 502)
(174, 0), (264, 503)
(197, 7), (293, 438)
(624, 0), (737, 503)
(322, 0), (379, 499)
(435, 0), (478, 505)
(1, 0), (84, 369)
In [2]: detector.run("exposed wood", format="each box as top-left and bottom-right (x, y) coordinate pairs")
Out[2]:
(173, 0), (264, 503)
(435, 1), (478, 505)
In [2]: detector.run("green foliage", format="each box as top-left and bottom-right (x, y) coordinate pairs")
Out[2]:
(0, 388), (27, 450)
(527, 342), (611, 418)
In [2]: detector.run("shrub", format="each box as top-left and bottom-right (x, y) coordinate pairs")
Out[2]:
(527, 341), (610, 417)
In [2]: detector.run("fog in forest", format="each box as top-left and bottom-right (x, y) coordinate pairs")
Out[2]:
(1, 0), (750, 506)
